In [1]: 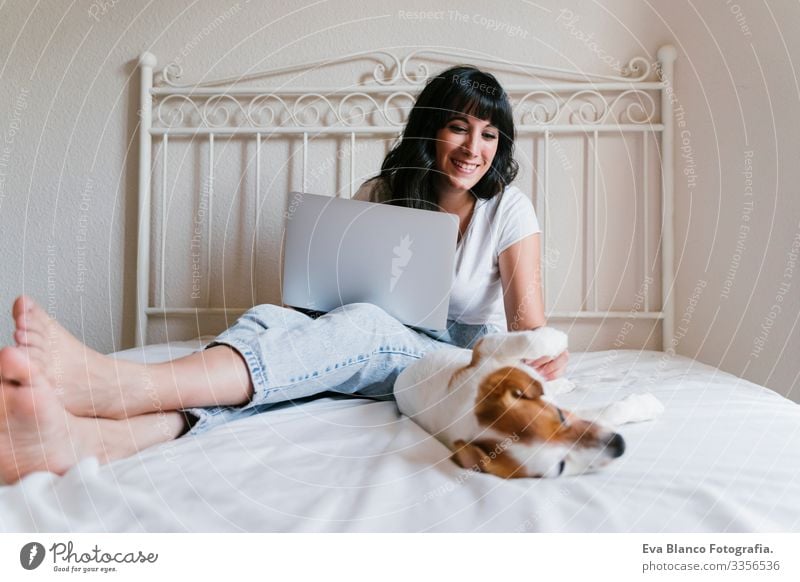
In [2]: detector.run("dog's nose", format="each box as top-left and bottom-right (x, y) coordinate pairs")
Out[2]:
(606, 433), (626, 458)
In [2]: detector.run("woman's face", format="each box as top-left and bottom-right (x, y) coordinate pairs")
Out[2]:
(434, 113), (500, 197)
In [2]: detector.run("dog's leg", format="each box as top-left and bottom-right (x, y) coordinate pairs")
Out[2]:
(543, 377), (576, 396)
(474, 328), (568, 366)
(473, 329), (575, 396)
(575, 393), (664, 427)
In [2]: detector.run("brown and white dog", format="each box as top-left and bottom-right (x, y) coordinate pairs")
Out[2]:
(395, 327), (663, 478)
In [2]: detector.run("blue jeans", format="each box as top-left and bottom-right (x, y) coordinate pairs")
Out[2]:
(183, 302), (501, 435)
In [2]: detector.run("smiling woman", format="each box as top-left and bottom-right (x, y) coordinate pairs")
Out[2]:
(0, 63), (561, 483)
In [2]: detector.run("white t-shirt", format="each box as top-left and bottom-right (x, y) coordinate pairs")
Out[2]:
(353, 179), (541, 331)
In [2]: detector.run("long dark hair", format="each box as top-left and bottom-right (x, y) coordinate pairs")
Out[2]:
(368, 65), (518, 210)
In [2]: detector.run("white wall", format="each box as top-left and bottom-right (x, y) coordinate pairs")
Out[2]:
(0, 0), (797, 400)
(657, 1), (800, 402)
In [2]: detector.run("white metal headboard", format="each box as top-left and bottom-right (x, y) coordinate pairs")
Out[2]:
(135, 46), (677, 348)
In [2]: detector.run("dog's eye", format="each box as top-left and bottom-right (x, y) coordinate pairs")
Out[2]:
(513, 389), (525, 398)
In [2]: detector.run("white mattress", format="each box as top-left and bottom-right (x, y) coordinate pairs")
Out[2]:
(2, 340), (799, 532)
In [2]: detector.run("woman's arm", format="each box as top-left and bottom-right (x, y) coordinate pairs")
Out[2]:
(499, 233), (546, 331)
(499, 233), (569, 379)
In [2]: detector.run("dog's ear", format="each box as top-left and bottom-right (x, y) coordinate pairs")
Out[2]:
(511, 373), (544, 400)
(451, 439), (488, 472)
(480, 366), (544, 401)
(452, 439), (529, 479)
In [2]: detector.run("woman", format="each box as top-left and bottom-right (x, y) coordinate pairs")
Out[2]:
(0, 66), (568, 483)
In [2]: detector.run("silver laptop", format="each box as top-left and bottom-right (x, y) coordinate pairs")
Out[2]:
(281, 192), (459, 331)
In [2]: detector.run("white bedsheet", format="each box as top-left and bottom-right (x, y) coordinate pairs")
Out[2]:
(2, 340), (798, 532)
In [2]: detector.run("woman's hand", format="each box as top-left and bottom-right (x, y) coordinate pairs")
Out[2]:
(523, 349), (569, 381)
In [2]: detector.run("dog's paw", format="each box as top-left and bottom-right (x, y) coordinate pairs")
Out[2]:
(595, 393), (664, 426)
(544, 377), (576, 396)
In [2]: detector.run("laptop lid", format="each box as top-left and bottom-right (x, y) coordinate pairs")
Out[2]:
(281, 192), (458, 331)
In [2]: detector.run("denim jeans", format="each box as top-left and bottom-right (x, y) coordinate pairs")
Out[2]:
(183, 302), (501, 435)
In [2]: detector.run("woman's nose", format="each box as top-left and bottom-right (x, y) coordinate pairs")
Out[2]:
(461, 132), (480, 158)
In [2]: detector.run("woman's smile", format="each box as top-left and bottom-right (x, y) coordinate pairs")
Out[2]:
(451, 159), (480, 174)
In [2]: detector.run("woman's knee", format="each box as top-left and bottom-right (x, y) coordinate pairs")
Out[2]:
(328, 303), (418, 345)
(331, 303), (397, 321)
(238, 303), (311, 330)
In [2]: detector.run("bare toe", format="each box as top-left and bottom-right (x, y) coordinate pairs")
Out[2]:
(14, 298), (48, 334)
(0, 347), (84, 483)
(14, 327), (45, 348)
(12, 295), (39, 320)
(12, 295), (29, 320)
(12, 329), (52, 380)
(15, 314), (44, 336)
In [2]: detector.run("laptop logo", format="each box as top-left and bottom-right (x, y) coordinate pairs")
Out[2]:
(390, 234), (413, 292)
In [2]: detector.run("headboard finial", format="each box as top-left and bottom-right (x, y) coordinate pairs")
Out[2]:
(657, 45), (677, 64)
(139, 52), (157, 68)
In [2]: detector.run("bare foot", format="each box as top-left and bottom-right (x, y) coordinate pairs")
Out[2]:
(12, 296), (144, 419)
(0, 346), (188, 484)
(0, 346), (88, 483)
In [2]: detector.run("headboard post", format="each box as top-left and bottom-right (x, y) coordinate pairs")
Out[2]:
(657, 44), (677, 350)
(135, 52), (157, 347)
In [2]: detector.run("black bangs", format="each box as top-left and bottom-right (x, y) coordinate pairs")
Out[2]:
(437, 70), (507, 128)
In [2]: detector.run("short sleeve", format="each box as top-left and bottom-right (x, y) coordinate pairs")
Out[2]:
(352, 181), (374, 202)
(495, 188), (541, 256)
(352, 177), (390, 203)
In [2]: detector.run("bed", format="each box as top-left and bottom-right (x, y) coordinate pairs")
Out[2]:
(2, 46), (798, 532)
(2, 338), (799, 532)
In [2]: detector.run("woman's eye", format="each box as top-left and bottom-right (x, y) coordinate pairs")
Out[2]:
(483, 133), (498, 140)
(449, 125), (467, 133)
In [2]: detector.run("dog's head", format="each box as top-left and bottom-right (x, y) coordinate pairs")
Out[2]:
(451, 335), (625, 478)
